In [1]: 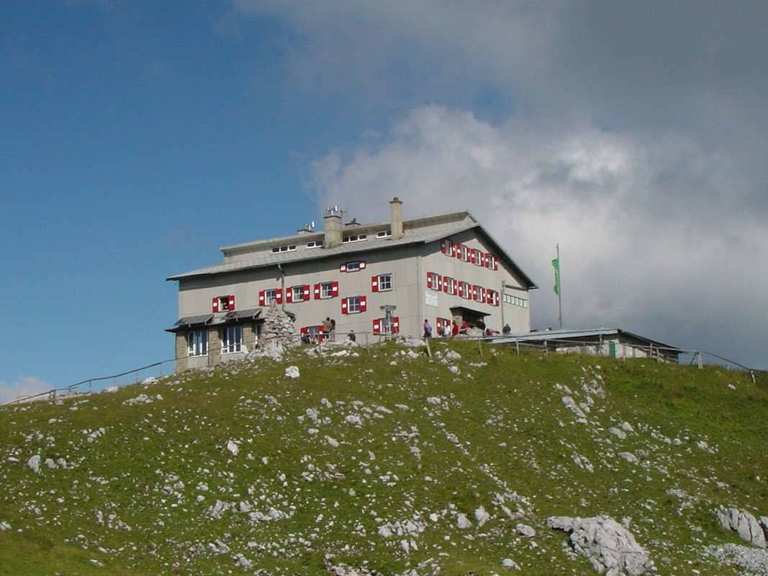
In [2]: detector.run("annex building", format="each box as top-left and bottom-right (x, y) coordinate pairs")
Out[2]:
(167, 198), (537, 369)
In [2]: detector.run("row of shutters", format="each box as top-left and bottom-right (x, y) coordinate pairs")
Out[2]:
(440, 240), (498, 270)
(426, 272), (500, 306)
(256, 282), (340, 307)
(301, 317), (400, 337)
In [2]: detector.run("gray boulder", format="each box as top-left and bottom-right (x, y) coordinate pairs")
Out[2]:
(716, 507), (767, 548)
(547, 515), (654, 575)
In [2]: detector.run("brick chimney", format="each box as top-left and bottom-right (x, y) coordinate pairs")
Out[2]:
(390, 197), (403, 240)
(323, 205), (343, 248)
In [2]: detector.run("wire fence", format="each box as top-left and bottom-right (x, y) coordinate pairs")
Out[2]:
(2, 331), (763, 406)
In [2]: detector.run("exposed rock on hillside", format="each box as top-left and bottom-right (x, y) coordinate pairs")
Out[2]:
(716, 506), (768, 548)
(547, 515), (655, 575)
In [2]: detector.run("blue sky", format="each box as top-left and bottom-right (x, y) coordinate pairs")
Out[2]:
(1, 1), (766, 398)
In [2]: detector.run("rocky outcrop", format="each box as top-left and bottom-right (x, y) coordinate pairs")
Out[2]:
(547, 515), (654, 575)
(706, 544), (768, 575)
(261, 304), (297, 340)
(716, 507), (767, 548)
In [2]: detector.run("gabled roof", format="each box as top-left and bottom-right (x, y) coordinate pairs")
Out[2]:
(166, 211), (537, 288)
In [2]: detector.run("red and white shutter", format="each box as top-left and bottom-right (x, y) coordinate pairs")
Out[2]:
(341, 298), (348, 315)
(227, 295), (235, 310)
(258, 290), (266, 306)
(275, 289), (283, 304)
(313, 283), (321, 299)
(443, 277), (450, 294)
(359, 296), (367, 313)
(441, 240), (449, 255)
(372, 318), (381, 335)
(285, 288), (293, 304)
(435, 274), (442, 291)
(212, 297), (220, 313)
(371, 275), (379, 292)
(391, 316), (400, 334)
(340, 263), (347, 272)
(426, 272), (433, 290)
(493, 256), (499, 270)
(331, 281), (339, 297)
(300, 326), (309, 336)
(302, 285), (311, 301)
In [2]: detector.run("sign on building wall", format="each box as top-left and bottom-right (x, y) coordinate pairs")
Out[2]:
(425, 291), (439, 308)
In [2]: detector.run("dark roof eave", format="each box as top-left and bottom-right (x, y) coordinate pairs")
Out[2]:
(468, 225), (538, 289)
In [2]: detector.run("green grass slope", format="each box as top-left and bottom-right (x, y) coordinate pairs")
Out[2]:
(0, 341), (766, 575)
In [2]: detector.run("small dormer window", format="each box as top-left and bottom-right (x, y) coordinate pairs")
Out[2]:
(343, 234), (367, 243)
(376, 229), (392, 238)
(271, 244), (297, 253)
(306, 240), (320, 248)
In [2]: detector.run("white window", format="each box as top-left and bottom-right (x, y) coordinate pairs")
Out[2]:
(306, 240), (320, 248)
(265, 289), (278, 305)
(320, 282), (335, 299)
(222, 325), (242, 354)
(343, 234), (368, 243)
(342, 261), (366, 272)
(187, 329), (208, 357)
(377, 273), (393, 291)
(376, 229), (392, 238)
(347, 296), (363, 314)
(292, 286), (304, 302)
(271, 244), (297, 253)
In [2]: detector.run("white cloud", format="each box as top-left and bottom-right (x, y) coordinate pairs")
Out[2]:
(0, 376), (51, 404)
(311, 106), (768, 367)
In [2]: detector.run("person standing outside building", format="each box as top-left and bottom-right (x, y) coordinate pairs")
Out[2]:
(423, 319), (433, 341)
(330, 318), (337, 342)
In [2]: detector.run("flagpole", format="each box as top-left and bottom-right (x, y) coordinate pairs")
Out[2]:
(557, 243), (563, 329)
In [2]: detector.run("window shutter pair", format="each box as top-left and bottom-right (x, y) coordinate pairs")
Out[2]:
(341, 296), (366, 315)
(213, 295), (235, 312)
(427, 272), (443, 290)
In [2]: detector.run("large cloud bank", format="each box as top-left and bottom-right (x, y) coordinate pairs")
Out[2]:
(237, 1), (768, 367)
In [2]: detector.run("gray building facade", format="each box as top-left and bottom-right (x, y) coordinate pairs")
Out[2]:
(167, 198), (537, 370)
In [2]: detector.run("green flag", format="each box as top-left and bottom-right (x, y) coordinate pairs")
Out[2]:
(552, 256), (560, 295)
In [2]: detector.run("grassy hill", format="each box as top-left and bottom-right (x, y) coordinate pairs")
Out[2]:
(1, 340), (766, 575)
